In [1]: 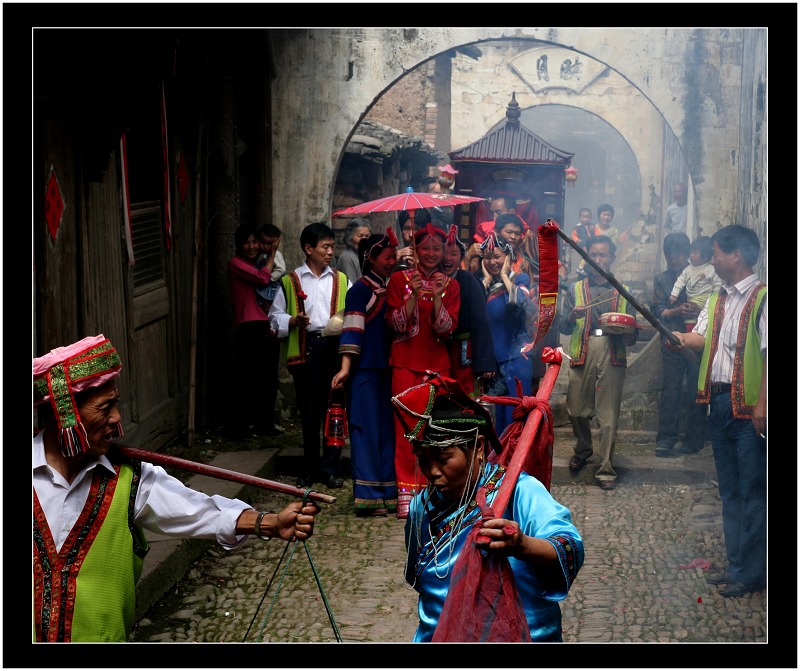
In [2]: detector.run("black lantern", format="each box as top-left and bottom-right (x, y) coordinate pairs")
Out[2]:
(324, 389), (348, 448)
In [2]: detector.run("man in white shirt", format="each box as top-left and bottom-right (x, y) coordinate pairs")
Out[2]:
(33, 334), (319, 642)
(269, 222), (352, 489)
(668, 225), (766, 598)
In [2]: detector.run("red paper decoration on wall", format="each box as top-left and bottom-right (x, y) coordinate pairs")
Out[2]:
(44, 166), (65, 241)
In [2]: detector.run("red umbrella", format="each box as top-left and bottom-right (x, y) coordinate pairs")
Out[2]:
(333, 187), (485, 265)
(332, 186), (484, 224)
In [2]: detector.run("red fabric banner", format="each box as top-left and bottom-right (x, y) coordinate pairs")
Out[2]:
(431, 486), (532, 642)
(433, 354), (562, 641)
(44, 166), (65, 242)
(533, 220), (560, 345)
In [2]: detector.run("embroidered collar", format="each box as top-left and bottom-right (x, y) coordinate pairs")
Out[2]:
(363, 269), (387, 288)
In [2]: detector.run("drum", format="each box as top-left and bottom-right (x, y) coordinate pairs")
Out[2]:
(599, 312), (636, 335)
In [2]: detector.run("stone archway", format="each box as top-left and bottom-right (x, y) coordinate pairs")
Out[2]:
(338, 37), (692, 289)
(270, 26), (764, 275)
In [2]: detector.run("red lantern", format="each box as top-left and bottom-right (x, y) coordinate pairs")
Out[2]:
(564, 165), (578, 188)
(324, 389), (348, 447)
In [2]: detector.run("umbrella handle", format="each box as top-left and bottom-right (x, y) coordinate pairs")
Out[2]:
(408, 210), (419, 267)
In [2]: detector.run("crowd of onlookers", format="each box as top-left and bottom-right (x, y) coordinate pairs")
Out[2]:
(227, 202), (560, 506)
(225, 195), (728, 504)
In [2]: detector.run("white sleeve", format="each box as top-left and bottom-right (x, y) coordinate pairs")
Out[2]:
(133, 463), (252, 550)
(268, 280), (292, 337)
(670, 268), (688, 297)
(272, 251), (286, 281)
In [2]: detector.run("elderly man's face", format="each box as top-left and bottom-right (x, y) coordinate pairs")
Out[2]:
(76, 381), (122, 456)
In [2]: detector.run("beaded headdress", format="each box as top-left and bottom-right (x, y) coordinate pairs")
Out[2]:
(445, 224), (467, 257)
(34, 334), (124, 456)
(479, 230), (515, 261)
(391, 372), (501, 454)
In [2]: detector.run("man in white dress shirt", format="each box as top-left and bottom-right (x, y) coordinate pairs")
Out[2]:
(33, 334), (319, 641)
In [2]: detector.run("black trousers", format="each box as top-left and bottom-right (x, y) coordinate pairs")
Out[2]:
(263, 332), (280, 428)
(289, 335), (342, 479)
(232, 321), (277, 435)
(657, 349), (708, 450)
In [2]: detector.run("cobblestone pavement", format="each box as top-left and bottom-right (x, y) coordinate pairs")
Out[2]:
(130, 431), (769, 655)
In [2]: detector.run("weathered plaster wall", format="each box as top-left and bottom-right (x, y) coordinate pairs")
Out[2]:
(269, 28), (756, 274)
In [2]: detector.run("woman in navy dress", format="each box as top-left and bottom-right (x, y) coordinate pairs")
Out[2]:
(332, 230), (399, 516)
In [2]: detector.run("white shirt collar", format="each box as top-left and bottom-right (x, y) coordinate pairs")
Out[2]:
(298, 262), (335, 279)
(722, 273), (760, 296)
(33, 428), (116, 476)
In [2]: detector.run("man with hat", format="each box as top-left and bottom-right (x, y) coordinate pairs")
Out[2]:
(33, 334), (320, 642)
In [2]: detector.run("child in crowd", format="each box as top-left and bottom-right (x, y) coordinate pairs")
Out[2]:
(571, 207), (594, 277)
(668, 235), (721, 331)
(255, 224), (286, 313)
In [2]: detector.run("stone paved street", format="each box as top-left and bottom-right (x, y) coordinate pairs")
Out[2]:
(130, 430), (770, 662)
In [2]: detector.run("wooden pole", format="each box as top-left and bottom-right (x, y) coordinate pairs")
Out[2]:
(115, 445), (337, 504)
(408, 208), (418, 267)
(187, 123), (205, 447)
(187, 43), (208, 448)
(489, 351), (562, 516)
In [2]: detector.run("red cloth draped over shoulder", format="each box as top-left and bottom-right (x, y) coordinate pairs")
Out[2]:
(431, 373), (557, 642)
(431, 485), (531, 642)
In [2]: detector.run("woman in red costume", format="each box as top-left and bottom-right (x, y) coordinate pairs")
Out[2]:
(386, 223), (460, 518)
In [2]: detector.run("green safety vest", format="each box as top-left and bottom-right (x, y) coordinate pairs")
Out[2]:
(696, 284), (766, 418)
(280, 270), (348, 366)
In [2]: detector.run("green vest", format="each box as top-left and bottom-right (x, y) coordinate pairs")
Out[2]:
(567, 280), (630, 367)
(697, 284), (766, 417)
(34, 461), (149, 642)
(280, 270), (348, 366)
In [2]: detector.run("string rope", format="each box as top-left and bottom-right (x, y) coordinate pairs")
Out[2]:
(243, 489), (342, 643)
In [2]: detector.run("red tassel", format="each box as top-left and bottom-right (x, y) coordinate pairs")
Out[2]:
(446, 224), (458, 246)
(482, 231), (498, 254)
